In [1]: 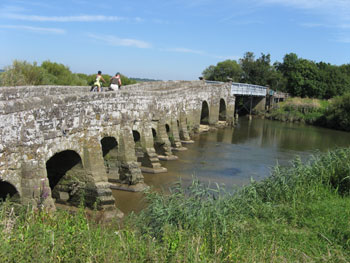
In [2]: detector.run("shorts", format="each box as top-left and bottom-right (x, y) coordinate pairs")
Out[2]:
(94, 81), (101, 88)
(110, 84), (119, 91)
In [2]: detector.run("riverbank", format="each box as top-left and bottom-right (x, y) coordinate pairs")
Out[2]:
(1, 147), (350, 262)
(266, 94), (350, 132)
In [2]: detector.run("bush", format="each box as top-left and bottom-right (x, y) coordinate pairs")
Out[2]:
(0, 60), (46, 86)
(267, 97), (327, 124)
(323, 93), (350, 131)
(0, 60), (137, 87)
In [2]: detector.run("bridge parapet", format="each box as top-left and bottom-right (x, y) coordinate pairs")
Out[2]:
(230, 82), (267, 96)
(0, 86), (91, 101)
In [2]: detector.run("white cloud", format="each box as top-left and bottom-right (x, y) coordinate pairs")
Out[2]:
(163, 47), (239, 60)
(335, 34), (350, 43)
(0, 24), (65, 34)
(4, 14), (124, 22)
(258, 0), (350, 21)
(87, 34), (152, 49)
(165, 47), (205, 55)
(259, 0), (350, 44)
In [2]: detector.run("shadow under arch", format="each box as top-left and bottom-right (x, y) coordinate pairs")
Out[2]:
(219, 98), (227, 121)
(152, 127), (167, 156)
(46, 150), (92, 206)
(200, 100), (210, 125)
(165, 124), (170, 134)
(101, 136), (118, 157)
(133, 129), (153, 168)
(165, 123), (176, 146)
(100, 136), (120, 183)
(0, 180), (20, 202)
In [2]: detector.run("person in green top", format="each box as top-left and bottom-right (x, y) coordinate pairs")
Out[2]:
(94, 71), (106, 92)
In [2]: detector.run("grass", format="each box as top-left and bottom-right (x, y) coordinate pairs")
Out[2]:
(267, 97), (329, 124)
(1, 148), (350, 262)
(267, 94), (350, 133)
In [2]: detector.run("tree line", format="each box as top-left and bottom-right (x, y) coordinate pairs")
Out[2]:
(0, 60), (137, 87)
(202, 52), (350, 99)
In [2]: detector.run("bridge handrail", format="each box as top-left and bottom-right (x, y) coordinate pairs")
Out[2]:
(204, 80), (267, 96)
(230, 82), (267, 96)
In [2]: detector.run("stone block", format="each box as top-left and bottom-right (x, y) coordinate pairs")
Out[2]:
(58, 191), (69, 201)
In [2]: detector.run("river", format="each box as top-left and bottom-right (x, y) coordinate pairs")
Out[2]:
(113, 118), (350, 214)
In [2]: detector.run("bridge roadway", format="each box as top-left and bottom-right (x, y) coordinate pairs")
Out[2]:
(0, 80), (240, 219)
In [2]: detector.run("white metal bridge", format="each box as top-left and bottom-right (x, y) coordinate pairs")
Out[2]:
(205, 81), (267, 96)
(229, 82), (267, 96)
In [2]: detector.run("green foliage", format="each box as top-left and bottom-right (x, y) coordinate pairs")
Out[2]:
(0, 60), (46, 86)
(202, 59), (242, 82)
(120, 74), (137, 86)
(0, 60), (137, 87)
(277, 53), (350, 99)
(202, 53), (286, 92)
(322, 93), (350, 131)
(267, 97), (328, 124)
(41, 61), (88, 86)
(2, 148), (350, 262)
(202, 52), (350, 99)
(269, 95), (350, 132)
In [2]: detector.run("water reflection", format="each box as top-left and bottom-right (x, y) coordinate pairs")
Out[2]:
(113, 118), (350, 214)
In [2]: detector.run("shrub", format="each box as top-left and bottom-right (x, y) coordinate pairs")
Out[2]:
(323, 93), (350, 131)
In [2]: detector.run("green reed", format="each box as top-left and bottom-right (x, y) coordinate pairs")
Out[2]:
(1, 148), (350, 262)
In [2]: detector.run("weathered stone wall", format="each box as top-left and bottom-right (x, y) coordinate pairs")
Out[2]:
(0, 86), (91, 101)
(0, 80), (234, 217)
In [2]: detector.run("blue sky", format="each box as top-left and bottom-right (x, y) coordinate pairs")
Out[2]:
(0, 0), (349, 80)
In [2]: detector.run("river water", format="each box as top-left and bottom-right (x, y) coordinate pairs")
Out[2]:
(113, 118), (350, 214)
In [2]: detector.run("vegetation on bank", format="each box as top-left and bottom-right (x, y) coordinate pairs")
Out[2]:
(321, 93), (350, 131)
(0, 60), (137, 87)
(1, 147), (350, 262)
(266, 97), (329, 124)
(267, 94), (350, 131)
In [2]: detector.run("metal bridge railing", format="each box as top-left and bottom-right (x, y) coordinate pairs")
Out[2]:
(204, 80), (267, 96)
(230, 82), (267, 96)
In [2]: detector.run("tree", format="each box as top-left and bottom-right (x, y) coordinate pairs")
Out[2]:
(202, 60), (242, 82)
(277, 53), (321, 98)
(202, 65), (216, 80)
(0, 60), (46, 86)
(41, 60), (88, 86)
(239, 52), (271, 85)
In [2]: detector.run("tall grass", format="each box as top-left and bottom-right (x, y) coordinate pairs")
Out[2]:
(268, 95), (350, 133)
(1, 148), (350, 262)
(267, 97), (328, 124)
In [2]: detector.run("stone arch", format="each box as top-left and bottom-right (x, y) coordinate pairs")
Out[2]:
(133, 129), (153, 169)
(152, 128), (157, 138)
(219, 98), (227, 121)
(101, 137), (118, 157)
(200, 100), (210, 125)
(132, 130), (141, 143)
(152, 127), (163, 155)
(165, 124), (170, 134)
(44, 140), (83, 165)
(46, 150), (92, 206)
(0, 180), (20, 202)
(165, 123), (175, 146)
(100, 136), (119, 184)
(133, 130), (143, 159)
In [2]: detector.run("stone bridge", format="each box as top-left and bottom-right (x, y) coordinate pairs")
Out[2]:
(0, 80), (235, 219)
